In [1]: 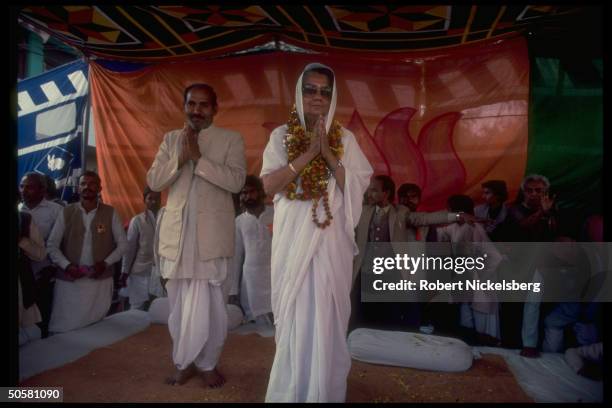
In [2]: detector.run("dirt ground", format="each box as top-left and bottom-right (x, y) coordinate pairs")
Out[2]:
(20, 324), (533, 403)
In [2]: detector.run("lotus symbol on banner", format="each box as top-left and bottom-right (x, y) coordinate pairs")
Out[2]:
(47, 154), (66, 171)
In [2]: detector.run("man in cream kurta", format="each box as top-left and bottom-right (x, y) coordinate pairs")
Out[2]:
(147, 84), (246, 388)
(261, 63), (373, 402)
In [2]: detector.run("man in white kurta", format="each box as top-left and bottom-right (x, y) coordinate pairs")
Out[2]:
(147, 84), (246, 387)
(19, 172), (63, 338)
(121, 187), (161, 310)
(261, 63), (373, 402)
(227, 175), (274, 323)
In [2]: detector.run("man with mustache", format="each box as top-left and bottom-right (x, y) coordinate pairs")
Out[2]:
(18, 172), (64, 338)
(226, 175), (274, 325)
(46, 171), (127, 333)
(147, 84), (246, 388)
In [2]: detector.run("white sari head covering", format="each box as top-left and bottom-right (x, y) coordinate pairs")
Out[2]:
(295, 62), (338, 134)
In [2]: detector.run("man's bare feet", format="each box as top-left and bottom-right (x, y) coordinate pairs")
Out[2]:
(165, 363), (197, 385)
(200, 368), (226, 388)
(520, 347), (540, 358)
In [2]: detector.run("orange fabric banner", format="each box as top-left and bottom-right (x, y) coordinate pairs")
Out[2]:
(90, 37), (529, 223)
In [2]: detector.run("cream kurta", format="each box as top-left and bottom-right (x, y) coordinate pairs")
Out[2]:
(262, 124), (372, 402)
(149, 122), (245, 371)
(147, 125), (246, 268)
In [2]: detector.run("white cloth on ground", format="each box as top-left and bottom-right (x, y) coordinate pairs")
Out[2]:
(564, 342), (603, 373)
(348, 328), (473, 372)
(166, 279), (227, 371)
(226, 303), (244, 330)
(475, 346), (602, 402)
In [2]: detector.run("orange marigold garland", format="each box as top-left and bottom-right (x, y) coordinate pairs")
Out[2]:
(284, 105), (343, 229)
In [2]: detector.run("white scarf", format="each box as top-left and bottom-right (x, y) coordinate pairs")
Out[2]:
(294, 62), (338, 133)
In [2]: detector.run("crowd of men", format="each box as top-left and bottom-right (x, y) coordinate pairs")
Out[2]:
(16, 62), (604, 401)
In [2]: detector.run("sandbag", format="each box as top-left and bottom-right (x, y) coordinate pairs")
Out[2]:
(348, 328), (473, 372)
(147, 297), (169, 324)
(227, 304), (245, 330)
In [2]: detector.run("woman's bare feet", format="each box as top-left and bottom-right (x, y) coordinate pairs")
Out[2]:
(165, 363), (197, 385)
(200, 368), (226, 388)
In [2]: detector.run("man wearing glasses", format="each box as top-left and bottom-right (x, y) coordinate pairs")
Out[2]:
(260, 63), (373, 402)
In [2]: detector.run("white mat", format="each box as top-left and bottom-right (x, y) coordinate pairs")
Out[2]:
(19, 309), (151, 382)
(230, 320), (275, 338)
(473, 346), (603, 403)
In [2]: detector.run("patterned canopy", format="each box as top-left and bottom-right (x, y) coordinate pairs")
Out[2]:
(18, 5), (590, 61)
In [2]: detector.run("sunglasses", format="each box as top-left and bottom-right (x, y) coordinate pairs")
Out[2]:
(302, 84), (333, 99)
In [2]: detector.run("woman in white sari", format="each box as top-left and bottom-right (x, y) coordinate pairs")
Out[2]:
(261, 63), (373, 402)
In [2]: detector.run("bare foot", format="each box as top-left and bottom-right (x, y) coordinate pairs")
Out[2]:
(520, 347), (540, 358)
(200, 368), (226, 388)
(165, 363), (197, 385)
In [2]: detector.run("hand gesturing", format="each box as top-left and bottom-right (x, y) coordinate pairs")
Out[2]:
(179, 124), (202, 166)
(317, 115), (331, 156)
(541, 193), (556, 213)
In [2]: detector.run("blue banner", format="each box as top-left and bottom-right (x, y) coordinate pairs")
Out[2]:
(17, 60), (89, 202)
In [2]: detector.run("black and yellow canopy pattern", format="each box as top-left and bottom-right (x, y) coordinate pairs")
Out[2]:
(19, 5), (589, 61)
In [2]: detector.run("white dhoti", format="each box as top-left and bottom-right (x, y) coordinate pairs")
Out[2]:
(166, 279), (227, 371)
(49, 276), (114, 333)
(159, 179), (230, 371)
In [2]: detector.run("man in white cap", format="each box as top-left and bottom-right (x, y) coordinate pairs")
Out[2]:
(261, 63), (373, 402)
